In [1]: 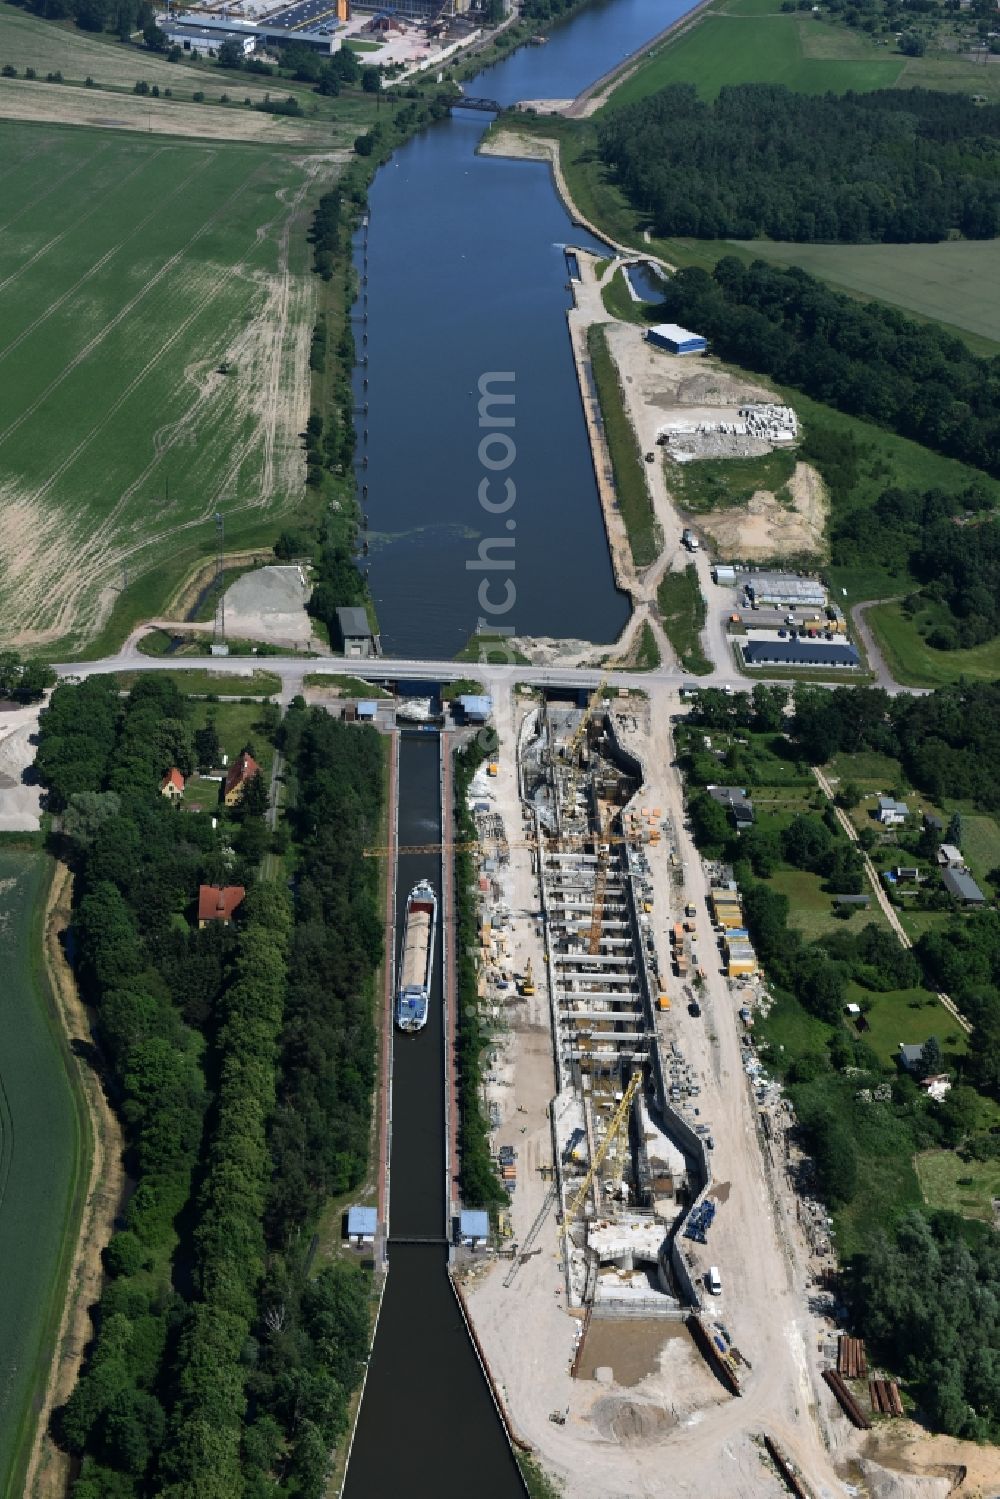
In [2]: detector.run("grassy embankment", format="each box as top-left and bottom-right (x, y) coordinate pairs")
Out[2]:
(112, 668), (282, 696)
(0, 853), (89, 1499)
(657, 566), (711, 674)
(586, 324), (661, 568)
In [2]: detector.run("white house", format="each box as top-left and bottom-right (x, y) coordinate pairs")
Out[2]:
(877, 796), (909, 826)
(936, 844), (963, 869)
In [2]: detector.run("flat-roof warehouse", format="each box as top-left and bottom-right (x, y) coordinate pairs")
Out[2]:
(742, 640), (860, 669)
(645, 323), (707, 357)
(742, 572), (827, 608)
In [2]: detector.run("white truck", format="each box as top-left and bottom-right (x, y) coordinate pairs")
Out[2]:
(682, 528), (700, 552)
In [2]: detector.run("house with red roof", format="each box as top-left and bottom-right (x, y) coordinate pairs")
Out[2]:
(198, 885), (246, 928)
(223, 750), (260, 808)
(160, 767), (185, 802)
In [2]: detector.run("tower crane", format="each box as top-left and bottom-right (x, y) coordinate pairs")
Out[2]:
(564, 1071), (643, 1228)
(361, 829), (643, 858)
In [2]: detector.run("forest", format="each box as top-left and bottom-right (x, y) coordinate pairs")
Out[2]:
(37, 680), (382, 1498)
(832, 484), (1000, 649)
(657, 259), (1000, 477)
(598, 84), (1000, 242)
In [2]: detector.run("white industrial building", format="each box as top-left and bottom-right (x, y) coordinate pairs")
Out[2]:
(163, 15), (258, 53)
(741, 571), (827, 609)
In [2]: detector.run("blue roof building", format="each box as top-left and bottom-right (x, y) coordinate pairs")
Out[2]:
(646, 322), (708, 356)
(346, 1206), (378, 1243)
(457, 694), (493, 723)
(458, 1209), (490, 1246)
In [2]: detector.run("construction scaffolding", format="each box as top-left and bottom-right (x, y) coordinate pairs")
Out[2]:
(520, 698), (686, 1313)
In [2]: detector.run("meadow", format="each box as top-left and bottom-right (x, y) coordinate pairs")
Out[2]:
(0, 851), (84, 1499)
(604, 6), (905, 108)
(727, 238), (1000, 350)
(864, 602), (1000, 687)
(0, 120), (332, 654)
(603, 0), (1000, 107)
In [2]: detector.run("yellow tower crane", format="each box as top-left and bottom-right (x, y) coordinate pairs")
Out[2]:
(564, 1071), (643, 1227)
(361, 830), (643, 859)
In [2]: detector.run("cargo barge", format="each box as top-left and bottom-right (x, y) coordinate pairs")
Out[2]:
(396, 880), (437, 1033)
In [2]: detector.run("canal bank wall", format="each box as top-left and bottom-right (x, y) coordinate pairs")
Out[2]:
(378, 728), (399, 1266)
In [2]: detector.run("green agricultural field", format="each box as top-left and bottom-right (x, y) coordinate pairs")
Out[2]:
(0, 2), (252, 94)
(0, 852), (85, 1499)
(727, 239), (1000, 351)
(0, 3), (365, 118)
(0, 120), (334, 654)
(605, 9), (903, 108)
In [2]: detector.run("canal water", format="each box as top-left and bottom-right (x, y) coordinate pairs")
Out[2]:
(355, 0), (694, 659)
(343, 733), (525, 1497)
(346, 5), (697, 1486)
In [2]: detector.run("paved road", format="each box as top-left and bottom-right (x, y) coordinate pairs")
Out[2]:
(849, 597), (906, 690)
(55, 644), (923, 704)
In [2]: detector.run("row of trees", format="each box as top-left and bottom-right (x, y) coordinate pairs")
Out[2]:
(38, 678), (378, 1496)
(49, 680), (246, 1491)
(598, 84), (1000, 242)
(658, 258), (1000, 477)
(20, 0), (153, 39)
(238, 704), (383, 1494)
(453, 740), (506, 1210)
(158, 883), (293, 1497)
(689, 679), (1000, 814)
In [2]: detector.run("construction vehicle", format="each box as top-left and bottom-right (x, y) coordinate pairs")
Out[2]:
(518, 958), (536, 997)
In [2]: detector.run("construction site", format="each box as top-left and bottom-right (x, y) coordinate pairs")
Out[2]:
(459, 684), (894, 1499)
(513, 691), (716, 1317)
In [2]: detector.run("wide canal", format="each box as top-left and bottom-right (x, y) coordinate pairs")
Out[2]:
(355, 0), (693, 659)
